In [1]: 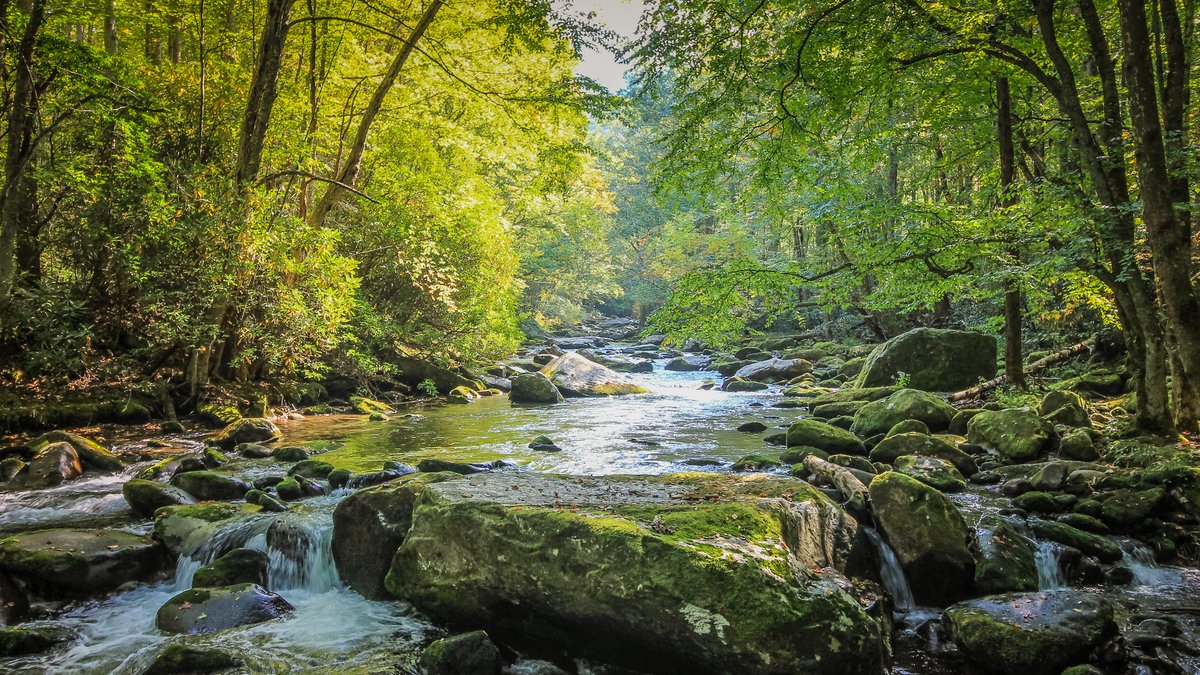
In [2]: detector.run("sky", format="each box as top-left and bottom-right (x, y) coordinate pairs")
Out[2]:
(562, 0), (647, 92)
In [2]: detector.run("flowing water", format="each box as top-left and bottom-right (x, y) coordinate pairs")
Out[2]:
(4, 354), (1200, 673)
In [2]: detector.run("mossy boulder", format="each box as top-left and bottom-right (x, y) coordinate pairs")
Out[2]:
(785, 419), (865, 455)
(331, 472), (462, 599)
(1028, 519), (1122, 563)
(31, 431), (125, 471)
(1099, 488), (1165, 528)
(1013, 491), (1060, 514)
(156, 583), (293, 635)
(943, 591), (1115, 675)
(722, 377), (770, 392)
(509, 372), (565, 404)
(868, 471), (974, 605)
(810, 401), (867, 419)
(893, 455), (966, 492)
(153, 503), (262, 556)
(209, 418), (281, 448)
(143, 643), (243, 675)
(886, 419), (929, 437)
(418, 630), (502, 675)
(973, 514), (1038, 594)
(192, 548), (269, 588)
(197, 402), (242, 426)
(245, 488), (287, 512)
(24, 441), (84, 489)
(869, 432), (976, 477)
(850, 389), (955, 437)
(730, 454), (781, 472)
(1059, 429), (1098, 461)
(385, 472), (883, 674)
(122, 479), (197, 517)
(733, 357), (813, 383)
(169, 470), (251, 501)
(949, 408), (984, 435)
(808, 387), (899, 407)
(1038, 391), (1090, 428)
(0, 528), (163, 596)
(539, 353), (649, 397)
(272, 445), (308, 462)
(0, 626), (73, 657)
(286, 459), (334, 480)
(350, 396), (394, 415)
(967, 409), (1054, 463)
(855, 328), (997, 391)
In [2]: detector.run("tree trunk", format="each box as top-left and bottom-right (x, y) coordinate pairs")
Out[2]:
(235, 0), (295, 185)
(1117, 0), (1200, 430)
(168, 16), (182, 63)
(0, 0), (45, 306)
(308, 0), (443, 227)
(997, 77), (1024, 387)
(104, 0), (118, 53)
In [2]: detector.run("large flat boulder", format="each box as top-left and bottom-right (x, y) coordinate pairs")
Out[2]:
(967, 409), (1054, 464)
(385, 472), (883, 674)
(733, 357), (812, 383)
(539, 352), (649, 397)
(856, 328), (996, 391)
(0, 528), (163, 596)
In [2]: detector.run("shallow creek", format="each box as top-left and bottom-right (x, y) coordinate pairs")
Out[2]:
(2, 358), (1199, 673)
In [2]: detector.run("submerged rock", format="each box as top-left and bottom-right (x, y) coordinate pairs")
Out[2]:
(849, 389), (956, 437)
(142, 643), (243, 674)
(0, 626), (73, 657)
(0, 528), (163, 596)
(418, 630), (502, 675)
(855, 328), (996, 391)
(385, 472), (882, 674)
(122, 479), (197, 517)
(868, 471), (974, 605)
(539, 352), (649, 397)
(943, 591), (1115, 675)
(156, 583), (293, 634)
(509, 372), (564, 404)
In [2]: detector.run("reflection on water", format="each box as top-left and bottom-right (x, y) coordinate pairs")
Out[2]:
(280, 364), (804, 475)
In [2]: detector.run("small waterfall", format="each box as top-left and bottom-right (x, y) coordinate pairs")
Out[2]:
(1123, 542), (1180, 587)
(173, 516), (273, 589)
(1034, 539), (1066, 590)
(864, 528), (915, 613)
(266, 515), (340, 592)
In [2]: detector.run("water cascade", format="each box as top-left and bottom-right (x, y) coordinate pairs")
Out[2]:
(1034, 539), (1067, 591)
(864, 528), (915, 614)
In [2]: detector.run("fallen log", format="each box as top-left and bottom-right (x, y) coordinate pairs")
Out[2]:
(949, 338), (1096, 402)
(804, 455), (870, 519)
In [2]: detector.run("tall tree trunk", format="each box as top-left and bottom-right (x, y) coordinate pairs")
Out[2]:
(0, 0), (45, 306)
(308, 0), (443, 227)
(104, 0), (118, 53)
(235, 0), (295, 185)
(997, 77), (1024, 387)
(167, 16), (182, 63)
(1118, 0), (1200, 430)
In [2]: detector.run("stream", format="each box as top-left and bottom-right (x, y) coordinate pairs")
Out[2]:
(3, 355), (1200, 673)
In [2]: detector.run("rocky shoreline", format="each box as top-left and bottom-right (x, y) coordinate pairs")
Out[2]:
(0, 321), (1197, 674)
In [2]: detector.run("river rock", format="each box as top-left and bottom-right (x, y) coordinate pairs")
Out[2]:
(156, 583), (293, 634)
(237, 442), (275, 459)
(31, 431), (125, 471)
(943, 591), (1115, 675)
(122, 479), (197, 517)
(0, 571), (29, 626)
(785, 418), (865, 454)
(973, 514), (1038, 594)
(1028, 519), (1121, 562)
(192, 548), (269, 587)
(850, 389), (956, 437)
(509, 372), (564, 404)
(868, 471), (974, 605)
(664, 355), (710, 372)
(385, 472), (882, 674)
(209, 418), (281, 447)
(733, 357), (812, 383)
(869, 432), (976, 476)
(332, 472), (462, 599)
(855, 328), (997, 391)
(540, 352), (649, 397)
(154, 503), (263, 556)
(143, 644), (243, 675)
(0, 528), (163, 596)
(24, 441), (84, 489)
(967, 409), (1054, 463)
(893, 455), (965, 492)
(1038, 390), (1090, 427)
(287, 459), (334, 480)
(722, 376), (769, 392)
(0, 626), (73, 657)
(169, 470), (251, 501)
(418, 630), (502, 675)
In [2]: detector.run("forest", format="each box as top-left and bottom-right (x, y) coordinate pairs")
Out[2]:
(0, 0), (1199, 673)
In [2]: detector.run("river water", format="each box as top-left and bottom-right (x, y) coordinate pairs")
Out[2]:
(2, 358), (1199, 673)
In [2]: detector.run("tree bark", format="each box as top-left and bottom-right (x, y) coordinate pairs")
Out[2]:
(104, 0), (118, 53)
(234, 0), (295, 184)
(997, 77), (1024, 387)
(308, 0), (443, 227)
(1117, 0), (1200, 430)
